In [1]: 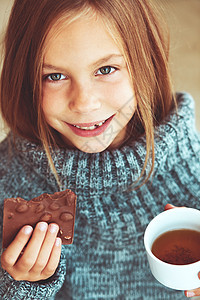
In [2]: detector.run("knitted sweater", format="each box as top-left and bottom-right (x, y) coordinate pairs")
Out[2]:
(0, 92), (200, 299)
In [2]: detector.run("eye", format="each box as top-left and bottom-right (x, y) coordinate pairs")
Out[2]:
(45, 73), (66, 81)
(96, 66), (117, 76)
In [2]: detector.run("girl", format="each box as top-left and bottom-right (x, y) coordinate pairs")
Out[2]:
(0, 0), (200, 299)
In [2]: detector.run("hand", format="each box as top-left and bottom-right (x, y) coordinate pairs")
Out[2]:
(184, 274), (200, 298)
(164, 203), (200, 298)
(1, 222), (62, 282)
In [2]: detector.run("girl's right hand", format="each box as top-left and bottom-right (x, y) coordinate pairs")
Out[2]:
(1, 222), (62, 282)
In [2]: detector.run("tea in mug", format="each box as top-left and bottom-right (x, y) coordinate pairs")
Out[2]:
(152, 229), (200, 265)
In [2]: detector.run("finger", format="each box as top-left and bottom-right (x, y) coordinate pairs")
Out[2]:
(185, 289), (200, 297)
(30, 223), (59, 274)
(164, 204), (175, 211)
(185, 273), (200, 297)
(41, 237), (62, 278)
(1, 225), (33, 269)
(15, 222), (48, 272)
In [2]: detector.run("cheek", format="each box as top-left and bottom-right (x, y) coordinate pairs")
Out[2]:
(110, 80), (136, 125)
(106, 80), (134, 111)
(42, 87), (66, 116)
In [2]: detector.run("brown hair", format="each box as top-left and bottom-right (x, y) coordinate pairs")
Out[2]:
(0, 0), (175, 185)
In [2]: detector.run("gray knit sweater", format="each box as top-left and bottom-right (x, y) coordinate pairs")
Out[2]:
(0, 92), (200, 299)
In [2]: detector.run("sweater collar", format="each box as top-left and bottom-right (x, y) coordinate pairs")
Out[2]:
(13, 93), (195, 194)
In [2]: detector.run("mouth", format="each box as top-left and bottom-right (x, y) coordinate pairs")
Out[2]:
(65, 115), (115, 137)
(72, 120), (106, 130)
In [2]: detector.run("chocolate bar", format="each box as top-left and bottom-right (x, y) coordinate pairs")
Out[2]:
(2, 189), (76, 249)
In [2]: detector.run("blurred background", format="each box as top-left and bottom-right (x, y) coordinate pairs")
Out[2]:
(0, 0), (200, 142)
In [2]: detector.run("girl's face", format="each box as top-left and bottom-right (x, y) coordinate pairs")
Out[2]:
(42, 15), (136, 153)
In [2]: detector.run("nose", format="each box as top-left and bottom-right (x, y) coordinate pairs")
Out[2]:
(69, 81), (101, 113)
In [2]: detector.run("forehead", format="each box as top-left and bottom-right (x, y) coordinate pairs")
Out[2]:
(43, 13), (123, 65)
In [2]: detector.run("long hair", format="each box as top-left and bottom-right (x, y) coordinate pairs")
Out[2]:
(0, 0), (175, 185)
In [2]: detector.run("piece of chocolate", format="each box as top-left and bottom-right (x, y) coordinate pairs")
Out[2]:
(2, 189), (76, 249)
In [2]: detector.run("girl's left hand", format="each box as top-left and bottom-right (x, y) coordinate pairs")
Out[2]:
(165, 204), (200, 298)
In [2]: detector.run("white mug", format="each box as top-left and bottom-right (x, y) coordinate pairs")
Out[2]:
(144, 207), (200, 290)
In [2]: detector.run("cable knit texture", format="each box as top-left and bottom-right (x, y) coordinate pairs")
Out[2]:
(0, 92), (200, 299)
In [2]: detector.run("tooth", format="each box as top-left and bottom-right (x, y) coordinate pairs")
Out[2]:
(82, 126), (96, 130)
(73, 120), (106, 130)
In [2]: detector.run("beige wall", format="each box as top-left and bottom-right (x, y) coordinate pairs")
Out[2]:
(0, 0), (200, 142)
(160, 0), (200, 131)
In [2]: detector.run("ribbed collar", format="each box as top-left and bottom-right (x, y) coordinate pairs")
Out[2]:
(12, 93), (195, 195)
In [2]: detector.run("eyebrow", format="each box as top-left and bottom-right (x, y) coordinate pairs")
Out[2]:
(90, 54), (124, 69)
(42, 54), (124, 73)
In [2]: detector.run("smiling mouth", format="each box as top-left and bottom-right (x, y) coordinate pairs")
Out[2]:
(72, 120), (106, 130)
(65, 115), (115, 137)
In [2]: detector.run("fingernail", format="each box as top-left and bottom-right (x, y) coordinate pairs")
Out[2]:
(23, 226), (33, 235)
(49, 224), (58, 234)
(55, 238), (61, 247)
(38, 222), (48, 231)
(186, 291), (195, 297)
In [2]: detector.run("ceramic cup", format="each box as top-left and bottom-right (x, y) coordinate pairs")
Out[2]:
(144, 207), (200, 290)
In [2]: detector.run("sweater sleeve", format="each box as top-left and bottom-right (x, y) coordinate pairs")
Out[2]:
(0, 248), (66, 300)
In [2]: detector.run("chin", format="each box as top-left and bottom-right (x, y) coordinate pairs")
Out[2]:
(75, 140), (113, 154)
(60, 133), (119, 153)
